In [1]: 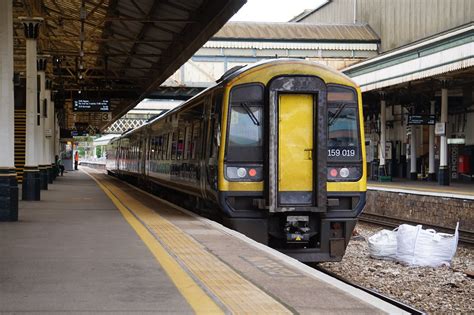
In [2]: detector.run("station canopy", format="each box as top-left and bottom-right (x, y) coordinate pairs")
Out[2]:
(13, 0), (245, 133)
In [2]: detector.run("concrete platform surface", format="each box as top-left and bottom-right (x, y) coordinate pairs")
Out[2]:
(368, 179), (474, 199)
(1, 169), (408, 314)
(0, 171), (193, 314)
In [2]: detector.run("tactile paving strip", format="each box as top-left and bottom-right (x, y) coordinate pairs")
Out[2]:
(99, 175), (292, 315)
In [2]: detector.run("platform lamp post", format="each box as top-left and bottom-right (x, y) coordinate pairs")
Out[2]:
(0, 0), (18, 221)
(19, 16), (43, 200)
(438, 80), (450, 186)
(37, 55), (49, 189)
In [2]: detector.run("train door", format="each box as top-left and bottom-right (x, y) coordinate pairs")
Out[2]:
(202, 90), (223, 198)
(278, 94), (314, 204)
(267, 76), (328, 213)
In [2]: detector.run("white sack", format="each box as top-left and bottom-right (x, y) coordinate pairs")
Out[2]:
(396, 223), (459, 267)
(367, 229), (398, 260)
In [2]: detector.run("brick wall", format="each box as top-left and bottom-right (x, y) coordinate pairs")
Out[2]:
(365, 190), (474, 232)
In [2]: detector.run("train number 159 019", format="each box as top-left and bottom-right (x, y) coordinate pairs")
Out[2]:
(328, 148), (356, 157)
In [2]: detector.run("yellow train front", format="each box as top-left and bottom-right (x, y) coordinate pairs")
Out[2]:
(108, 59), (366, 262)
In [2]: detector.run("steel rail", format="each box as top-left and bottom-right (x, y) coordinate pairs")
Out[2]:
(313, 265), (425, 315)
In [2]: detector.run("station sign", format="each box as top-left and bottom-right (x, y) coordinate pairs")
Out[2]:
(73, 98), (110, 112)
(435, 122), (446, 136)
(407, 115), (435, 125)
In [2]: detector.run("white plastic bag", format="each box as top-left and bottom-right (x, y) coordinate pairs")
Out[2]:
(396, 223), (459, 267)
(368, 229), (398, 260)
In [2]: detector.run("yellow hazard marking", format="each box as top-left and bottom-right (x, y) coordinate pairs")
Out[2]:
(87, 170), (292, 315)
(85, 171), (223, 315)
(296, 236), (301, 241)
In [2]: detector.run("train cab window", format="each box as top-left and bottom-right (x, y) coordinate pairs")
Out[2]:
(227, 83), (264, 162)
(327, 85), (361, 161)
(209, 90), (224, 159)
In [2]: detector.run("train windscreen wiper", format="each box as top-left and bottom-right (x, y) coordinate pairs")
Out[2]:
(240, 102), (260, 126)
(328, 103), (347, 127)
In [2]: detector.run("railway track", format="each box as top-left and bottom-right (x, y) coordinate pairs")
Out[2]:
(359, 213), (474, 245)
(313, 265), (425, 314)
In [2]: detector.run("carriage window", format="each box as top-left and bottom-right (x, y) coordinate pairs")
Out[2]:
(227, 83), (264, 162)
(171, 132), (178, 160)
(156, 136), (162, 160)
(327, 85), (361, 161)
(191, 122), (201, 159)
(177, 128), (185, 160)
(163, 133), (169, 160)
(184, 126), (192, 160)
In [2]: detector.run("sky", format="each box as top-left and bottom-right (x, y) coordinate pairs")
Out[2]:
(230, 0), (326, 22)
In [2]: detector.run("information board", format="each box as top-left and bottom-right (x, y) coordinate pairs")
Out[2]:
(407, 115), (435, 125)
(73, 99), (110, 112)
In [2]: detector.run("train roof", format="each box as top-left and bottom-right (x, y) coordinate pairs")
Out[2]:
(218, 58), (358, 86)
(111, 59), (358, 142)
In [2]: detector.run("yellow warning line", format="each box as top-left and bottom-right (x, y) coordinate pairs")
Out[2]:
(85, 171), (223, 315)
(87, 170), (292, 315)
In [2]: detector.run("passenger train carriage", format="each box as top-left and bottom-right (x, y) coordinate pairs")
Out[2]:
(106, 59), (366, 262)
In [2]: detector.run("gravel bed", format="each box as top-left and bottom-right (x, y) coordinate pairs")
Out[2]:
(320, 222), (473, 314)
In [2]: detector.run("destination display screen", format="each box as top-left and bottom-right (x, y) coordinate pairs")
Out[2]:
(73, 99), (110, 112)
(408, 115), (435, 125)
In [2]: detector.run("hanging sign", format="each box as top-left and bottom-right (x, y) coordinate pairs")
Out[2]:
(73, 99), (110, 112)
(407, 115), (435, 125)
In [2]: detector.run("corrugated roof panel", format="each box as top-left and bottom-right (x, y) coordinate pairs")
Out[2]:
(214, 22), (380, 42)
(203, 40), (378, 51)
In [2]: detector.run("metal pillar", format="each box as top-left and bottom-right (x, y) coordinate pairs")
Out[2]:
(428, 100), (436, 181)
(37, 56), (48, 190)
(19, 17), (43, 200)
(378, 98), (387, 177)
(438, 86), (449, 185)
(0, 0), (18, 221)
(410, 125), (417, 180)
(45, 80), (54, 183)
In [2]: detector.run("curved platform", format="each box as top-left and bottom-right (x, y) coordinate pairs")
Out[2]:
(1, 169), (408, 314)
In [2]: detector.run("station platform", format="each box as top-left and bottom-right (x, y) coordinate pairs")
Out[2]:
(368, 179), (474, 200)
(1, 168), (407, 314)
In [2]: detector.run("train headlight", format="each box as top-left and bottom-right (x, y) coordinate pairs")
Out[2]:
(339, 167), (349, 178)
(237, 167), (247, 178)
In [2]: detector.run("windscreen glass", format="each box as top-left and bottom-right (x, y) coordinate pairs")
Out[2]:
(328, 86), (361, 161)
(227, 84), (264, 162)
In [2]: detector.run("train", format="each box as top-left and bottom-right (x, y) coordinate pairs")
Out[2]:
(106, 59), (367, 262)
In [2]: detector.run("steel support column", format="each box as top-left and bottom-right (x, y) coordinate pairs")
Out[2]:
(438, 86), (449, 185)
(0, 0), (18, 221)
(45, 80), (54, 183)
(19, 17), (43, 200)
(37, 56), (48, 189)
(428, 100), (436, 181)
(378, 97), (387, 177)
(410, 125), (417, 180)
